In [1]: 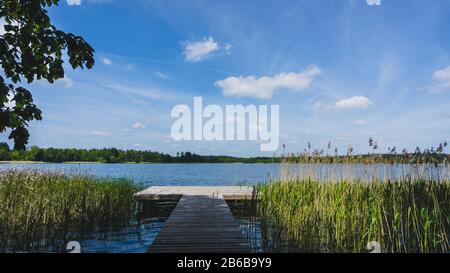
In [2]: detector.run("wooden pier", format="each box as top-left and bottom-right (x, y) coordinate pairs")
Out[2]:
(133, 186), (255, 253)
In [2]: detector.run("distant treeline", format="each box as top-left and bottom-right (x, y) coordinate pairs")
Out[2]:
(0, 143), (274, 163)
(0, 143), (448, 164)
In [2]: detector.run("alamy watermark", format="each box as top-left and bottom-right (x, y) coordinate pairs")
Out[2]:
(366, 241), (381, 253)
(66, 241), (81, 253)
(171, 97), (280, 151)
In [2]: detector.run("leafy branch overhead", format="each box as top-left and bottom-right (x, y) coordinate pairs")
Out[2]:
(0, 0), (94, 150)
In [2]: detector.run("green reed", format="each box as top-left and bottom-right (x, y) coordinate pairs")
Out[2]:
(0, 169), (139, 252)
(258, 178), (449, 253)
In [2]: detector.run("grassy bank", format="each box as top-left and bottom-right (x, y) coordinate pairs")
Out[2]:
(258, 178), (449, 253)
(0, 170), (139, 252)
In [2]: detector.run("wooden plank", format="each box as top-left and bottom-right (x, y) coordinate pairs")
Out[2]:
(133, 186), (256, 201)
(147, 194), (251, 253)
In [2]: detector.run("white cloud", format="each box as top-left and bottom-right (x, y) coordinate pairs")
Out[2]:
(215, 65), (321, 99)
(102, 57), (113, 65)
(132, 121), (146, 129)
(66, 0), (114, 5)
(154, 71), (168, 79)
(433, 67), (450, 81)
(66, 0), (81, 5)
(133, 143), (143, 147)
(366, 0), (381, 6)
(37, 75), (73, 88)
(420, 66), (450, 94)
(334, 96), (373, 110)
(91, 130), (111, 136)
(183, 37), (220, 62)
(352, 119), (368, 126)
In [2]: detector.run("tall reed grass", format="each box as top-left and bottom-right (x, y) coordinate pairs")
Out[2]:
(0, 169), (139, 252)
(255, 140), (449, 252)
(258, 178), (449, 253)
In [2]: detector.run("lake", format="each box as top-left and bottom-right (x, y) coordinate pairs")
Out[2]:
(0, 162), (447, 186)
(0, 163), (279, 186)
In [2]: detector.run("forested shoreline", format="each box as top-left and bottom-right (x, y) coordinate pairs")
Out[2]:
(0, 143), (448, 164)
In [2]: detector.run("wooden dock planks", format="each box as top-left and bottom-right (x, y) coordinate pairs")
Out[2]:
(146, 190), (253, 253)
(133, 186), (255, 200)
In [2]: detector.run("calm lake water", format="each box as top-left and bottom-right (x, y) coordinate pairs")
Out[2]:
(1, 162), (447, 186)
(0, 163), (279, 186)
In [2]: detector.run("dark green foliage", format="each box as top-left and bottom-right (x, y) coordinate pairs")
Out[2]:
(0, 0), (94, 150)
(0, 142), (9, 160)
(0, 146), (278, 163)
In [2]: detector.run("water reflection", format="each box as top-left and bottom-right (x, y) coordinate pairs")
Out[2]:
(79, 217), (165, 253)
(78, 200), (179, 253)
(1, 200), (178, 253)
(226, 200), (265, 252)
(227, 199), (320, 253)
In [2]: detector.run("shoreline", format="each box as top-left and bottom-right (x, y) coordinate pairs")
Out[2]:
(0, 161), (255, 165)
(1, 161), (450, 166)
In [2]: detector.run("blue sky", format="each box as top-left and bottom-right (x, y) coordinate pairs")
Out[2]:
(2, 0), (450, 156)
